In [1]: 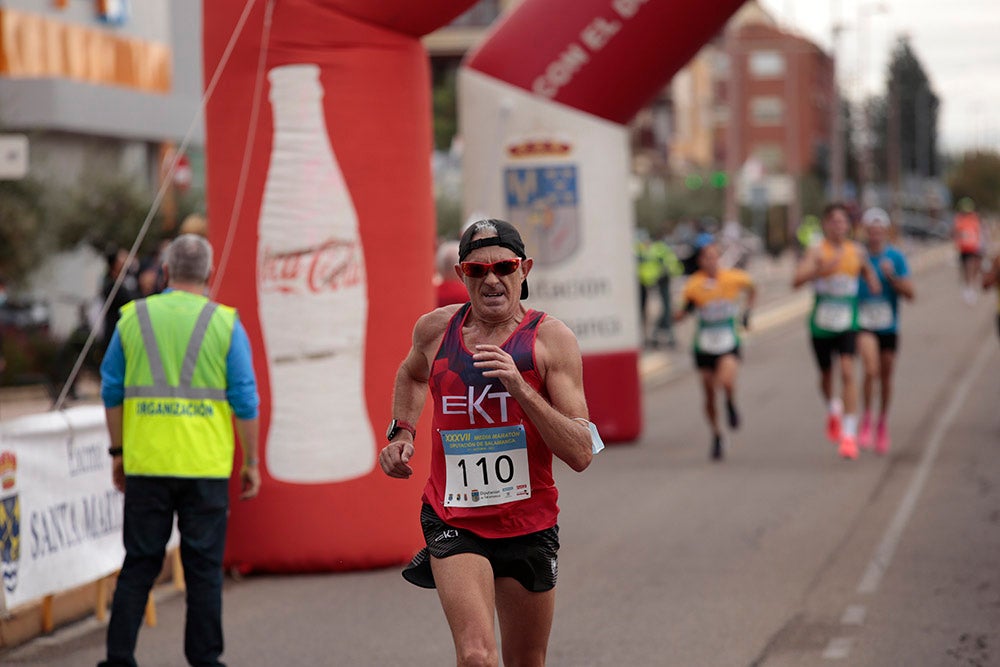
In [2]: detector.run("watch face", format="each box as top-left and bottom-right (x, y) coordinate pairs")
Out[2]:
(386, 420), (397, 441)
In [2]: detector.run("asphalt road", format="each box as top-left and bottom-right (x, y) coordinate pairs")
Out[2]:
(4, 253), (999, 666)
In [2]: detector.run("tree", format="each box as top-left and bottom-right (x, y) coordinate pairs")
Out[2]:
(870, 36), (940, 180)
(51, 176), (166, 256)
(432, 64), (459, 152)
(0, 178), (50, 287)
(947, 150), (1000, 214)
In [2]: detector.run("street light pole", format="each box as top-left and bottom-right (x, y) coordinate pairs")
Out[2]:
(830, 19), (846, 201)
(856, 1), (889, 208)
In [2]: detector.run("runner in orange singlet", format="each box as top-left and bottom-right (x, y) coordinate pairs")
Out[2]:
(675, 242), (756, 461)
(792, 203), (881, 460)
(953, 197), (984, 305)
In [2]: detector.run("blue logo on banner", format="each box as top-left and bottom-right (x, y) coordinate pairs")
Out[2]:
(0, 493), (20, 594)
(505, 165), (580, 265)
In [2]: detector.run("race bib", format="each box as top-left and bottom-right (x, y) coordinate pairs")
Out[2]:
(815, 301), (852, 332)
(442, 425), (530, 508)
(697, 324), (737, 354)
(858, 300), (894, 331)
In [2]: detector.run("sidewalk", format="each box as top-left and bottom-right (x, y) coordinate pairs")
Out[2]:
(0, 374), (101, 422)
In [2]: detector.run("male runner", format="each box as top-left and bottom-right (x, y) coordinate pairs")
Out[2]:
(792, 203), (880, 460)
(953, 197), (984, 304)
(380, 219), (596, 667)
(856, 208), (914, 455)
(675, 241), (756, 460)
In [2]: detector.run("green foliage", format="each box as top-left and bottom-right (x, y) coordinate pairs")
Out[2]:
(870, 36), (939, 179)
(947, 150), (1000, 213)
(435, 192), (464, 240)
(432, 66), (459, 152)
(0, 178), (50, 287)
(51, 176), (165, 256)
(634, 176), (725, 235)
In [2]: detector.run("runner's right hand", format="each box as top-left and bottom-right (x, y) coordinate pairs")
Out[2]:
(379, 440), (414, 479)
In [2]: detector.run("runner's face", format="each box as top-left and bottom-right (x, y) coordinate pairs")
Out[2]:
(698, 244), (720, 274)
(460, 235), (529, 316)
(823, 210), (849, 241)
(866, 224), (887, 249)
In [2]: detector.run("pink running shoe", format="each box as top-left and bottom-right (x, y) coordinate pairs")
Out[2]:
(826, 411), (842, 444)
(875, 421), (891, 455)
(838, 434), (858, 460)
(858, 414), (873, 450)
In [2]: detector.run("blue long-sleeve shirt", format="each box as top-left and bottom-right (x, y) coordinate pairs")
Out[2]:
(100, 295), (260, 420)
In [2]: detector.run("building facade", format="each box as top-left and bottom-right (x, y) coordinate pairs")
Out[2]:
(0, 0), (203, 189)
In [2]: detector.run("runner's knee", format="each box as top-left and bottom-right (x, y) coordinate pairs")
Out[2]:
(456, 644), (498, 667)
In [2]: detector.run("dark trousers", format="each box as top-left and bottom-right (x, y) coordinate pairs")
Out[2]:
(100, 477), (229, 667)
(654, 275), (674, 338)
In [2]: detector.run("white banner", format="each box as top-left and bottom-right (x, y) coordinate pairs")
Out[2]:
(0, 406), (124, 611)
(459, 69), (640, 355)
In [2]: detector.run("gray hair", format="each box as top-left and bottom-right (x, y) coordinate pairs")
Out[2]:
(435, 240), (460, 276)
(166, 234), (213, 284)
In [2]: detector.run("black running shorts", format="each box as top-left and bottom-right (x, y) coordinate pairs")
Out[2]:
(811, 332), (857, 370)
(859, 330), (898, 353)
(694, 346), (741, 371)
(402, 504), (560, 593)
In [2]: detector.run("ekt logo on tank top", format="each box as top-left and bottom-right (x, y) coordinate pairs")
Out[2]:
(259, 239), (364, 294)
(442, 384), (513, 424)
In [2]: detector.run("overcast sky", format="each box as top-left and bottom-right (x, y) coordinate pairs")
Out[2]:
(757, 0), (1000, 154)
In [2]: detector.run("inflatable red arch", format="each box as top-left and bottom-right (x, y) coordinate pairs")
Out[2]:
(203, 0), (744, 572)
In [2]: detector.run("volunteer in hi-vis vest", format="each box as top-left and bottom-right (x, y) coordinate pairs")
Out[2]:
(792, 203), (881, 461)
(675, 241), (756, 461)
(99, 234), (260, 667)
(379, 219), (595, 667)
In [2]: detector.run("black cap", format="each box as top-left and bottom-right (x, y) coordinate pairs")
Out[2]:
(458, 219), (529, 300)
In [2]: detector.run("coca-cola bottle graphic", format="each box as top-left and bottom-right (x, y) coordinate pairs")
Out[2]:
(257, 63), (375, 483)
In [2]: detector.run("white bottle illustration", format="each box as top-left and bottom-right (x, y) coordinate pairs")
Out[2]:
(257, 63), (375, 483)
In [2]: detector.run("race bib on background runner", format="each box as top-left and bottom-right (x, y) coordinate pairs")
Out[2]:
(815, 301), (853, 332)
(697, 324), (737, 354)
(858, 299), (894, 330)
(441, 425), (530, 508)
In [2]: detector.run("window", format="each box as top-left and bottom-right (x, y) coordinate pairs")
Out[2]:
(749, 50), (785, 78)
(713, 105), (730, 126)
(713, 52), (731, 78)
(752, 144), (785, 172)
(750, 96), (784, 126)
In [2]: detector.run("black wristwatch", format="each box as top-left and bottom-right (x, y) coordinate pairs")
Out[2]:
(386, 419), (416, 442)
(108, 446), (124, 457)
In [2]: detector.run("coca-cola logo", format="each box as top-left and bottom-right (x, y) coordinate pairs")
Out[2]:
(260, 239), (364, 294)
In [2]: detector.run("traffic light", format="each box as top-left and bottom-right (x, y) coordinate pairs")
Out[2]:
(710, 170), (727, 188)
(685, 174), (704, 190)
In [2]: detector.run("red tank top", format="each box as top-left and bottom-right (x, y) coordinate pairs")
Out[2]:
(955, 213), (982, 253)
(422, 303), (558, 538)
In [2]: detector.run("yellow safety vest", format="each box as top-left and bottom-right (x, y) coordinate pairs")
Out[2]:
(118, 291), (236, 478)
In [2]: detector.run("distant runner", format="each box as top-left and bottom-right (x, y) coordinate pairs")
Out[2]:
(856, 208), (914, 455)
(953, 197), (984, 305)
(792, 203), (881, 460)
(675, 241), (756, 461)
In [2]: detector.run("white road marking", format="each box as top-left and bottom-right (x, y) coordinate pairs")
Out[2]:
(822, 637), (855, 660)
(840, 604), (867, 626)
(856, 337), (994, 595)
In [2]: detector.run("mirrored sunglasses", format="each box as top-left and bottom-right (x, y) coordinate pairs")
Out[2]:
(459, 258), (522, 279)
